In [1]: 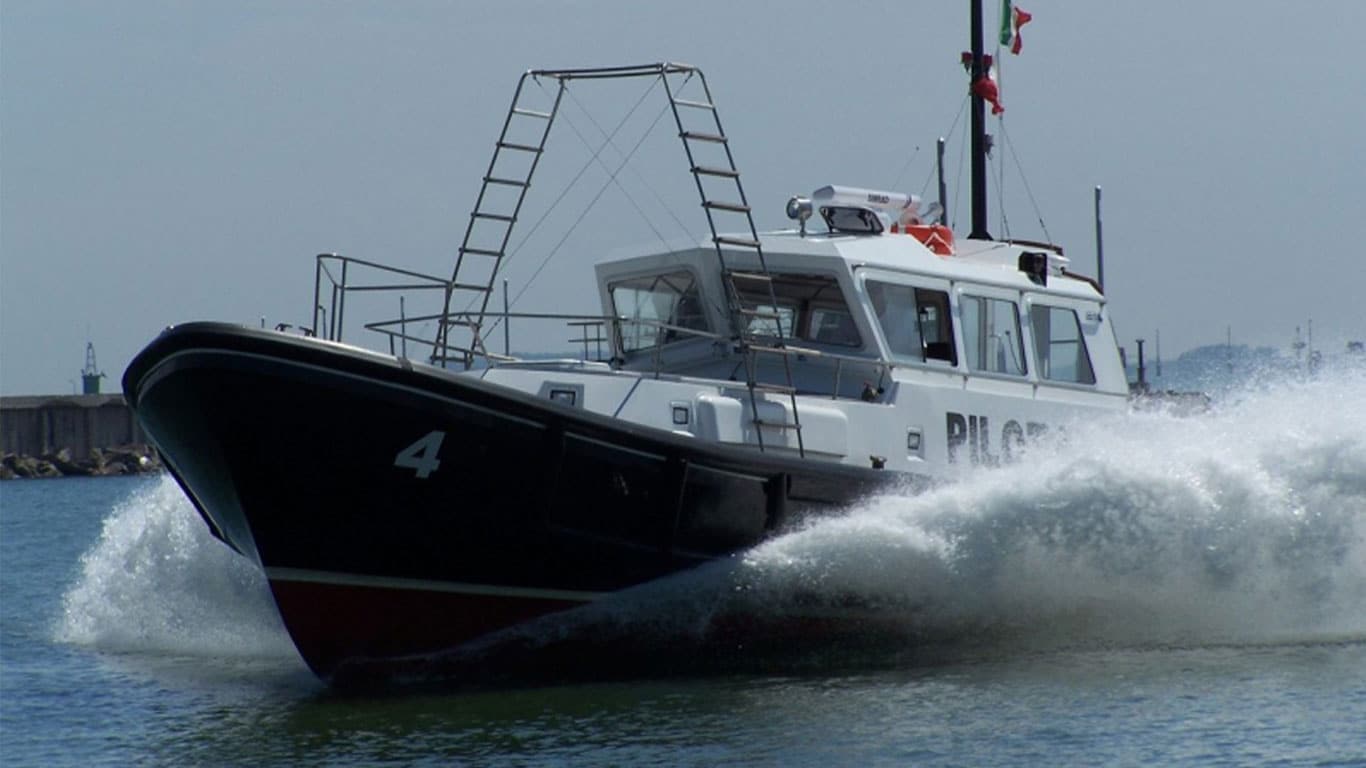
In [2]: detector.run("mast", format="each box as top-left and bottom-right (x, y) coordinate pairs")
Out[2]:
(1155, 329), (1162, 378)
(936, 137), (949, 225)
(1094, 186), (1105, 292)
(968, 0), (991, 240)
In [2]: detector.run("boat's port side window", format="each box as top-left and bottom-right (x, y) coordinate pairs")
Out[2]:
(734, 274), (861, 347)
(866, 280), (957, 364)
(609, 271), (710, 353)
(962, 295), (1026, 376)
(1029, 305), (1096, 384)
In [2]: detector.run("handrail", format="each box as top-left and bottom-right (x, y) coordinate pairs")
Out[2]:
(314, 250), (906, 402)
(312, 253), (452, 343)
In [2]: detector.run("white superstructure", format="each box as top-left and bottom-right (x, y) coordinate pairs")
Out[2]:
(479, 187), (1126, 477)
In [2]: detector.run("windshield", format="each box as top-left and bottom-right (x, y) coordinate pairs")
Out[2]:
(609, 270), (709, 352)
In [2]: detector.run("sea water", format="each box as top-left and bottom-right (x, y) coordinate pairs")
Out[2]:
(2, 368), (1364, 765)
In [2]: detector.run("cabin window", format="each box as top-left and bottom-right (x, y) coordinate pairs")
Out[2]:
(1030, 305), (1096, 384)
(609, 271), (709, 353)
(866, 280), (957, 364)
(962, 295), (1026, 376)
(734, 274), (861, 347)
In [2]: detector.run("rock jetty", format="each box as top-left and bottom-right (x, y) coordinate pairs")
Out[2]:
(0, 444), (163, 480)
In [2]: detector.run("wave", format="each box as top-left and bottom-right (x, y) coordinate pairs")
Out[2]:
(55, 476), (297, 660)
(731, 368), (1366, 650)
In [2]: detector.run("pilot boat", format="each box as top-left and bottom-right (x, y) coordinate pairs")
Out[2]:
(123, 3), (1128, 681)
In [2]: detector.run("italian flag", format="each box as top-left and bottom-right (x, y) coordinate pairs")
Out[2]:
(999, 1), (1033, 55)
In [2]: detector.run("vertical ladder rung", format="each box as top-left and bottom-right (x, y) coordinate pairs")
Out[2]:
(472, 212), (516, 222)
(512, 107), (553, 119)
(704, 201), (751, 213)
(714, 235), (761, 249)
(497, 141), (544, 153)
(680, 131), (727, 144)
(692, 165), (740, 179)
(726, 270), (773, 282)
(673, 98), (715, 110)
(484, 176), (529, 187)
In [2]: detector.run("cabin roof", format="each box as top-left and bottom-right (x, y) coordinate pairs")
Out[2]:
(596, 229), (1104, 303)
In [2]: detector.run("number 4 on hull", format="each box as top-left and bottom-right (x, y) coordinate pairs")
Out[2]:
(394, 430), (445, 479)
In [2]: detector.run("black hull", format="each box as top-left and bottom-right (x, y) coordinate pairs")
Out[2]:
(123, 323), (894, 679)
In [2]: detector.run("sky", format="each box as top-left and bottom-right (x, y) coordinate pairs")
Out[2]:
(3, 0), (1364, 396)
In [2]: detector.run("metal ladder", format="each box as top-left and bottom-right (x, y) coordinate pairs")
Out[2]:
(436, 72), (565, 366)
(660, 66), (804, 457)
(437, 63), (803, 456)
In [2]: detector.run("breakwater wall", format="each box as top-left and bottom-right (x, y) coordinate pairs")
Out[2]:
(0, 394), (161, 479)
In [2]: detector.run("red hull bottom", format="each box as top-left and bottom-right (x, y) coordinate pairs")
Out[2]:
(268, 574), (589, 679)
(268, 572), (934, 689)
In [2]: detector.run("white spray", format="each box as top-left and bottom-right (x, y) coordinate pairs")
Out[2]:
(731, 367), (1366, 649)
(56, 476), (296, 659)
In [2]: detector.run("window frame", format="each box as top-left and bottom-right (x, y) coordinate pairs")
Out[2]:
(957, 287), (1028, 379)
(607, 268), (711, 354)
(858, 270), (958, 368)
(1023, 298), (1098, 387)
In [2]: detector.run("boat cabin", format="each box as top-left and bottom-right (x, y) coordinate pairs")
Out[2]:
(595, 185), (1128, 404)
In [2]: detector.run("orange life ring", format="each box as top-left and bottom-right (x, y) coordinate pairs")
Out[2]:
(890, 223), (955, 256)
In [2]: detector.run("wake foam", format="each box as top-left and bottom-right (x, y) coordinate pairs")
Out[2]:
(732, 368), (1366, 650)
(56, 476), (297, 660)
(415, 370), (1366, 682)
